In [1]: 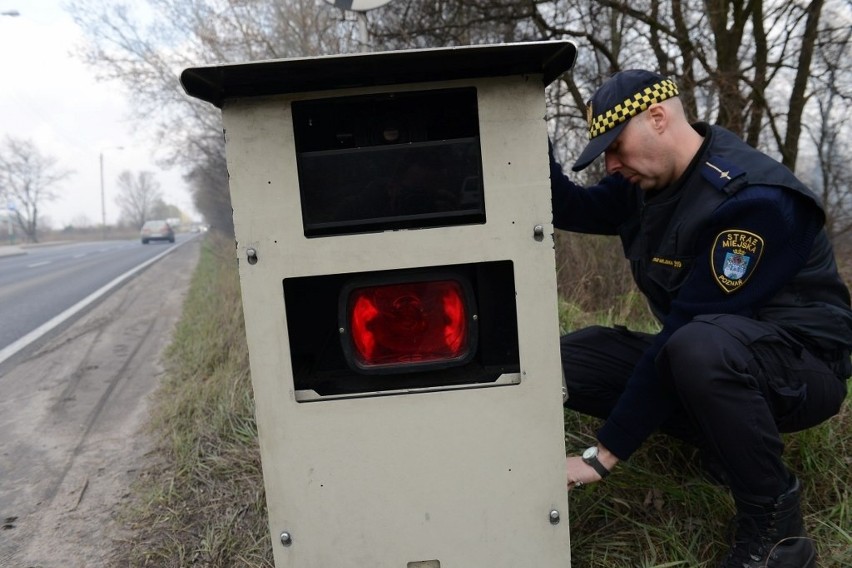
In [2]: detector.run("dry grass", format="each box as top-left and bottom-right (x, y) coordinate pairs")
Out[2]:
(115, 232), (272, 567)
(555, 232), (659, 333)
(563, 394), (852, 567)
(117, 231), (852, 567)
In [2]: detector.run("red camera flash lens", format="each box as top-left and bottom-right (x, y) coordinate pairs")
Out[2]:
(348, 280), (469, 368)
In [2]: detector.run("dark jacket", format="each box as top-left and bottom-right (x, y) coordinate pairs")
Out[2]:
(550, 123), (852, 458)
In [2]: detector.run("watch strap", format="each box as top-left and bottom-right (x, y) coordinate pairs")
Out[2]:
(583, 450), (610, 479)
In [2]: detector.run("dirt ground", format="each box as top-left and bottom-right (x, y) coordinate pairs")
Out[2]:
(0, 239), (201, 568)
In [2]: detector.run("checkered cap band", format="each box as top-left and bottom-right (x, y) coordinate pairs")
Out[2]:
(588, 79), (679, 139)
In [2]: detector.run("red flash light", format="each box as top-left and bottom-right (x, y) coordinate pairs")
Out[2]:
(345, 279), (473, 370)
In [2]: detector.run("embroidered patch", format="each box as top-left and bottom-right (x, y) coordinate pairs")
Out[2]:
(711, 229), (764, 293)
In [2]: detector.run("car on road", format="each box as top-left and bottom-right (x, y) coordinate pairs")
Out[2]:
(140, 219), (175, 244)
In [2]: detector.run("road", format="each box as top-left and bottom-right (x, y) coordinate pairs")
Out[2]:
(0, 236), (194, 363)
(0, 236), (201, 567)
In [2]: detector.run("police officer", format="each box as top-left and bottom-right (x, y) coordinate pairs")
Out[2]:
(551, 70), (852, 567)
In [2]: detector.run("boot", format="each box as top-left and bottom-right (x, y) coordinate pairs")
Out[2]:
(719, 477), (816, 568)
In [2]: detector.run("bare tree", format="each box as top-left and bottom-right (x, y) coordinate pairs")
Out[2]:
(115, 170), (163, 229)
(67, 0), (851, 244)
(804, 20), (852, 245)
(151, 200), (182, 222)
(373, 0), (852, 227)
(0, 136), (73, 243)
(68, 0), (358, 235)
(184, 138), (234, 237)
(367, 0), (852, 312)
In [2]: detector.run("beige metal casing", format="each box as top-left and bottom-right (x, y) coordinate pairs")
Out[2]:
(186, 44), (574, 568)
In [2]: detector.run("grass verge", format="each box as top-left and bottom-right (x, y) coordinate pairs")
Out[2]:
(116, 232), (272, 567)
(118, 232), (852, 567)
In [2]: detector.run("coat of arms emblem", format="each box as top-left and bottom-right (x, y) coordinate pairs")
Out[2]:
(723, 252), (749, 280)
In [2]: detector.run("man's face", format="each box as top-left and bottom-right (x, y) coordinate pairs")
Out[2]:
(603, 112), (671, 191)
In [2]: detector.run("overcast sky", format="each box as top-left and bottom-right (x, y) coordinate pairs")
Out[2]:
(0, 0), (197, 229)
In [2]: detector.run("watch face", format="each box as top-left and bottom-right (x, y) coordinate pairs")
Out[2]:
(583, 446), (597, 460)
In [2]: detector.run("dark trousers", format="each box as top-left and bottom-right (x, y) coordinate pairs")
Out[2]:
(560, 314), (849, 498)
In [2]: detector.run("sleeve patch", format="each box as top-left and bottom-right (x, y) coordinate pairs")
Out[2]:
(710, 229), (764, 293)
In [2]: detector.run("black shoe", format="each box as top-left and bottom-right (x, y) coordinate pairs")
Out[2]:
(719, 477), (816, 568)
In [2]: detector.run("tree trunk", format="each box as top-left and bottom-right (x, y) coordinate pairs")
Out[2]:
(782, 0), (824, 172)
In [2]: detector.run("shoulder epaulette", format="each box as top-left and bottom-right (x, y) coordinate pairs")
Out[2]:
(701, 157), (746, 194)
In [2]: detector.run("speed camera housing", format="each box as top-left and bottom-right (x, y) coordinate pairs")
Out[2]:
(182, 41), (576, 568)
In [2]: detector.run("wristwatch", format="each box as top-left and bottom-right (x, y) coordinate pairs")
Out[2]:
(582, 446), (610, 479)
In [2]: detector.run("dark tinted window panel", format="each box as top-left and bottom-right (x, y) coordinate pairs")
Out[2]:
(291, 88), (485, 237)
(283, 261), (519, 398)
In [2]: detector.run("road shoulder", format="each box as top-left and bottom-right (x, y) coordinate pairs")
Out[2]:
(0, 239), (201, 566)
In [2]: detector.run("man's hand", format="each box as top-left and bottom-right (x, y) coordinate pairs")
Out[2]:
(566, 444), (619, 490)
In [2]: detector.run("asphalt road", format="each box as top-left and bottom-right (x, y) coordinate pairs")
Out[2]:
(0, 236), (201, 567)
(0, 235), (195, 367)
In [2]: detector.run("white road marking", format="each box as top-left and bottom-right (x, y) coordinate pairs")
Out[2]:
(0, 236), (197, 366)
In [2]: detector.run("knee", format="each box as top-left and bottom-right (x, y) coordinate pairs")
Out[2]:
(661, 321), (723, 367)
(657, 321), (736, 398)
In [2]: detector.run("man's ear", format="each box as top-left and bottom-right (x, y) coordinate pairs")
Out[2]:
(647, 103), (667, 133)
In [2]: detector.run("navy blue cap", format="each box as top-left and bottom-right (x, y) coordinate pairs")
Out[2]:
(572, 70), (679, 172)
